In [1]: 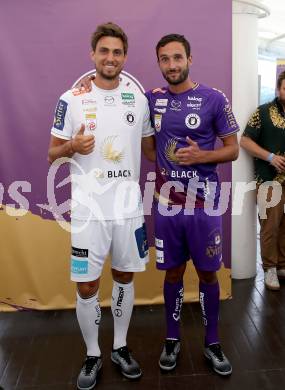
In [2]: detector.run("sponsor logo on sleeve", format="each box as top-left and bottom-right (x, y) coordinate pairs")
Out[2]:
(224, 103), (238, 129)
(53, 99), (68, 131)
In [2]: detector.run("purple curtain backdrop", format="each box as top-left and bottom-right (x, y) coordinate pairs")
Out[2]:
(0, 0), (232, 267)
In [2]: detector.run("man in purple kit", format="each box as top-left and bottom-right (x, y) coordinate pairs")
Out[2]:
(145, 34), (239, 376)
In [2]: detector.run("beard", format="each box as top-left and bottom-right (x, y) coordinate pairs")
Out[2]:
(96, 67), (122, 81)
(162, 67), (189, 85)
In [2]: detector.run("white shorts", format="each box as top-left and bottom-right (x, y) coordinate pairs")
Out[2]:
(70, 216), (149, 282)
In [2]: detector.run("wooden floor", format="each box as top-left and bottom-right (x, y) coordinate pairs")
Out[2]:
(1, 259), (285, 390)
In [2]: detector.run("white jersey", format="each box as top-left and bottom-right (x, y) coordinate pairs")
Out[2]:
(51, 82), (154, 221)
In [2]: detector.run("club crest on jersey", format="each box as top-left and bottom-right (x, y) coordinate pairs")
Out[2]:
(100, 136), (124, 163)
(155, 98), (168, 107)
(124, 111), (136, 126)
(154, 114), (162, 132)
(85, 113), (97, 132)
(185, 113), (201, 129)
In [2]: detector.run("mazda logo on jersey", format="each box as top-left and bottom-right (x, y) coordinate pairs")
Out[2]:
(170, 100), (182, 111)
(114, 309), (122, 317)
(104, 96), (115, 105)
(171, 100), (181, 108)
(124, 111), (136, 126)
(185, 113), (201, 129)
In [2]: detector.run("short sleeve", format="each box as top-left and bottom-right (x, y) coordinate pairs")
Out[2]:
(141, 96), (154, 138)
(213, 90), (239, 138)
(242, 108), (261, 142)
(51, 91), (73, 140)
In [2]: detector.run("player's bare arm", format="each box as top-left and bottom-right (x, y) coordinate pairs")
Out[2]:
(48, 124), (95, 163)
(141, 135), (156, 162)
(175, 134), (239, 165)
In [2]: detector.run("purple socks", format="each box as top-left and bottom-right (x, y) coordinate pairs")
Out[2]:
(164, 279), (184, 340)
(199, 281), (220, 346)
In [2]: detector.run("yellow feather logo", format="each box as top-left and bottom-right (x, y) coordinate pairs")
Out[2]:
(101, 136), (124, 163)
(165, 138), (179, 164)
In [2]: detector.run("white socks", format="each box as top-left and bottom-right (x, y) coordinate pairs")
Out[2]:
(76, 291), (101, 357)
(111, 280), (134, 350)
(76, 281), (134, 354)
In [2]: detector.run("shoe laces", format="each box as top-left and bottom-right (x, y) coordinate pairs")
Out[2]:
(208, 344), (224, 362)
(165, 340), (178, 355)
(116, 346), (132, 364)
(84, 356), (99, 375)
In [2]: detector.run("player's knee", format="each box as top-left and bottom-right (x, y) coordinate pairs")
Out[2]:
(77, 280), (99, 298)
(165, 264), (186, 283)
(112, 269), (133, 284)
(197, 270), (217, 284)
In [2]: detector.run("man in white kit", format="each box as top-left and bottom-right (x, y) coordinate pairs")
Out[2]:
(48, 22), (155, 389)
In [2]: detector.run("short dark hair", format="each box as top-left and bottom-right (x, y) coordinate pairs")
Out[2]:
(156, 34), (191, 59)
(277, 71), (285, 89)
(91, 22), (128, 55)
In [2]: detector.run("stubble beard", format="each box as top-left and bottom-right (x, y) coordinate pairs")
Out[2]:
(163, 67), (189, 86)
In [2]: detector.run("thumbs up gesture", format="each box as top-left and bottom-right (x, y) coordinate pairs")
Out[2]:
(72, 124), (95, 155)
(175, 136), (201, 165)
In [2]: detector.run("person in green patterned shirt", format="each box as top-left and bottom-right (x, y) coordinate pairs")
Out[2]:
(241, 71), (285, 290)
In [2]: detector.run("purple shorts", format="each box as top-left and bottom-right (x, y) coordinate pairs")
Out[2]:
(154, 202), (222, 272)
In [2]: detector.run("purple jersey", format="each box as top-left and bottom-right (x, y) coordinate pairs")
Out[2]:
(145, 84), (239, 207)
